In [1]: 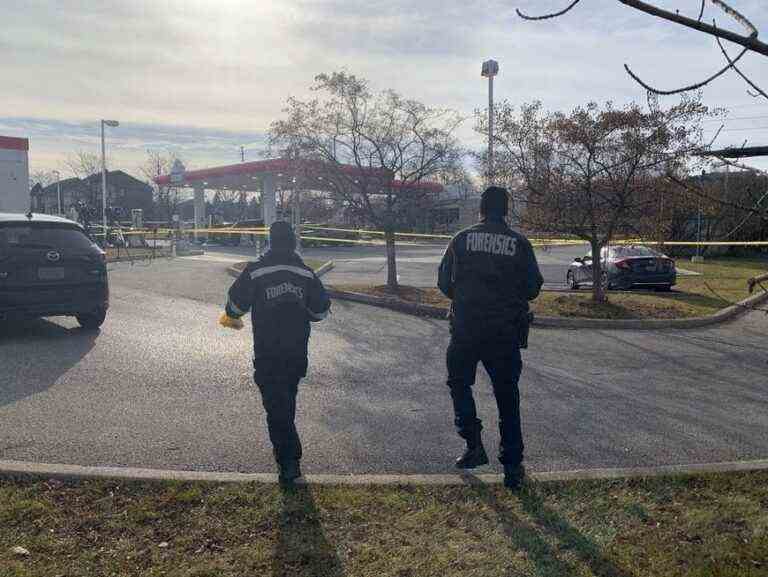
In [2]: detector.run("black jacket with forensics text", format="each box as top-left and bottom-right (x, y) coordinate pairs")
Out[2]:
(226, 249), (330, 360)
(438, 218), (543, 342)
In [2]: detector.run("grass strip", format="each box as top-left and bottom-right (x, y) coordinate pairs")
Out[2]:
(1, 471), (766, 576)
(331, 258), (768, 320)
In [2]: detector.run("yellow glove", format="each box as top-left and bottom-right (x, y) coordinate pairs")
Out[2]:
(219, 312), (244, 330)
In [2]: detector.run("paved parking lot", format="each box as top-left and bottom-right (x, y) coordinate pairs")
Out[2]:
(203, 242), (587, 288)
(1, 255), (766, 475)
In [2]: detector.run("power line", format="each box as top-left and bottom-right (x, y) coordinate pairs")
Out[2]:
(718, 126), (768, 132)
(701, 115), (768, 123)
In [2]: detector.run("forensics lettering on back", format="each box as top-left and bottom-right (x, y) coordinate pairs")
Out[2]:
(465, 232), (517, 256)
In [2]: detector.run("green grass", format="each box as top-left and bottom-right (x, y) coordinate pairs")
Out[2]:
(332, 257), (768, 320)
(1, 471), (766, 576)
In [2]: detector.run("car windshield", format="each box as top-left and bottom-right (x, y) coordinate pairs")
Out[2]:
(0, 224), (94, 251)
(609, 245), (660, 258)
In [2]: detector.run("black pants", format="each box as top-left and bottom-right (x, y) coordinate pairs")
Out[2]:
(446, 336), (524, 465)
(254, 356), (308, 463)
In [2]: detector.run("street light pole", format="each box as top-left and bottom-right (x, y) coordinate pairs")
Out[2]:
(481, 59), (499, 184)
(697, 169), (704, 261)
(52, 170), (61, 215)
(101, 119), (119, 239)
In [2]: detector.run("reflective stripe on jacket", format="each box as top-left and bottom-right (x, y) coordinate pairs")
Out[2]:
(226, 250), (330, 359)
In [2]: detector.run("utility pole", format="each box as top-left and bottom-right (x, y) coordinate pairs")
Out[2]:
(240, 146), (245, 163)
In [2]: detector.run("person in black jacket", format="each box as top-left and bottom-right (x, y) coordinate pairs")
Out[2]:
(220, 221), (331, 484)
(438, 186), (543, 489)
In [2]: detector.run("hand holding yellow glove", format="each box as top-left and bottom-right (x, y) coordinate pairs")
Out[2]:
(219, 312), (244, 330)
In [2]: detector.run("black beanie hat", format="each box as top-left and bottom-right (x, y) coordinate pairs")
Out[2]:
(269, 220), (296, 252)
(480, 186), (509, 218)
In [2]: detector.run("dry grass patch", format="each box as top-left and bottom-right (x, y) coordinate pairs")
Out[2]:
(331, 257), (768, 320)
(1, 471), (767, 576)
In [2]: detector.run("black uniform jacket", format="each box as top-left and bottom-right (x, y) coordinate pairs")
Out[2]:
(438, 218), (543, 342)
(226, 249), (330, 360)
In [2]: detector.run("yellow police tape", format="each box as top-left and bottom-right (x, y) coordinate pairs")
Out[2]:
(101, 228), (768, 248)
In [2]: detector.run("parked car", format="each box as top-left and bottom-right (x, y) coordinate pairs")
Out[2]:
(567, 244), (676, 291)
(0, 213), (109, 329)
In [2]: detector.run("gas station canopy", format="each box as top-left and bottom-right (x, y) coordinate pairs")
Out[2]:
(154, 158), (443, 194)
(153, 157), (443, 231)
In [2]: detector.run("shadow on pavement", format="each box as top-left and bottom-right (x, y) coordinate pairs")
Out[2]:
(462, 476), (635, 577)
(0, 318), (98, 407)
(272, 484), (344, 577)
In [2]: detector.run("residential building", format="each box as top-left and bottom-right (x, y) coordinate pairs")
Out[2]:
(31, 170), (153, 220)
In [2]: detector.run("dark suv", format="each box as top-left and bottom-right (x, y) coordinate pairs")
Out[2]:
(0, 213), (109, 329)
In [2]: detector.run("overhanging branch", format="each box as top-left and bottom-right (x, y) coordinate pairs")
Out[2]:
(618, 0), (768, 57)
(516, 0), (582, 20)
(715, 35), (768, 100)
(623, 42), (750, 95)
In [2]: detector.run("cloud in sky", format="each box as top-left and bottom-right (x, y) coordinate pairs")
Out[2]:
(2, 0), (767, 174)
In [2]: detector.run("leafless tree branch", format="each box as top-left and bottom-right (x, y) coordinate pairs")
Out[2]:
(623, 42), (750, 95)
(516, 0), (582, 20)
(708, 124), (725, 148)
(712, 154), (768, 175)
(715, 35), (768, 99)
(618, 0), (768, 56)
(698, 0), (706, 22)
(710, 0), (756, 35)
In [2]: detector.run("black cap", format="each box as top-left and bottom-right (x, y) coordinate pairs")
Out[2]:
(480, 186), (509, 219)
(269, 221), (296, 252)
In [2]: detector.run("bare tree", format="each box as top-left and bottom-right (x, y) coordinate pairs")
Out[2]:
(64, 150), (103, 207)
(516, 1), (767, 99)
(140, 150), (185, 225)
(270, 71), (464, 288)
(479, 95), (715, 302)
(65, 150), (100, 179)
(30, 169), (58, 188)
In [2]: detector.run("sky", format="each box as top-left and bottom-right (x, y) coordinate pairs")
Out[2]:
(2, 0), (767, 182)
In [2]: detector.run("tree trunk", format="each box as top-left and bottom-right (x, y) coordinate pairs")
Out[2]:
(385, 229), (398, 289)
(590, 238), (607, 303)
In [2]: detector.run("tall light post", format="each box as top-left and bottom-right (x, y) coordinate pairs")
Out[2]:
(481, 59), (499, 184)
(52, 170), (61, 215)
(696, 169), (705, 262)
(101, 119), (119, 237)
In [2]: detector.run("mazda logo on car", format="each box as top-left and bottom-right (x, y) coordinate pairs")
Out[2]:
(46, 251), (61, 262)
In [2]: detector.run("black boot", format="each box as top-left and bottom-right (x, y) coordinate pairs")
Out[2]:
(455, 431), (489, 469)
(278, 459), (302, 485)
(503, 463), (525, 490)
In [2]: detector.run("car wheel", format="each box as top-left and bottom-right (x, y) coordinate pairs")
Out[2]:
(77, 308), (107, 330)
(567, 271), (579, 290)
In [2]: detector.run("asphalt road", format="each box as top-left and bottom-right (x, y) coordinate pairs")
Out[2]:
(1, 255), (766, 475)
(203, 242), (588, 288)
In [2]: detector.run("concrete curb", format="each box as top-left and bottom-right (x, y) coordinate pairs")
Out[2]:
(226, 260), (335, 279)
(328, 287), (768, 330)
(106, 253), (173, 264)
(1, 458), (766, 486)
